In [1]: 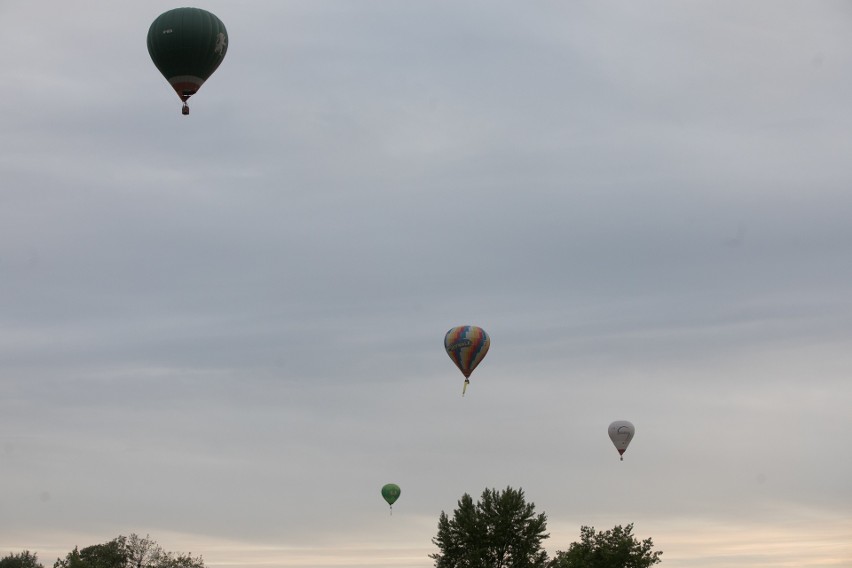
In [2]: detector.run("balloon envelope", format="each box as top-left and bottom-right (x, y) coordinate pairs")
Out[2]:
(147, 7), (228, 103)
(608, 420), (635, 459)
(444, 326), (490, 379)
(381, 483), (401, 506)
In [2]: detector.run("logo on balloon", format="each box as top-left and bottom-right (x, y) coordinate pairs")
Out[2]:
(215, 33), (227, 56)
(447, 339), (472, 351)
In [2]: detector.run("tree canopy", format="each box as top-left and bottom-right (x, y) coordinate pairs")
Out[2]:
(0, 551), (44, 568)
(430, 486), (549, 568)
(548, 524), (662, 568)
(52, 535), (203, 568)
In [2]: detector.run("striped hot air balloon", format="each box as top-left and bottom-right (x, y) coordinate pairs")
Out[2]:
(444, 325), (490, 396)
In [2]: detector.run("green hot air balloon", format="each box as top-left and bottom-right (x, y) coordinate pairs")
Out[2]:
(381, 483), (401, 514)
(147, 7), (228, 115)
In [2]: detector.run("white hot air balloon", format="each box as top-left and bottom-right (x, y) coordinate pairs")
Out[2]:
(608, 420), (635, 461)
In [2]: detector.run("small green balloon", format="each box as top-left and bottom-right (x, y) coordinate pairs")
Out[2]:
(381, 483), (401, 506)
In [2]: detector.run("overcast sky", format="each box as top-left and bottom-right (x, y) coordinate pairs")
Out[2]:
(2, 1), (851, 567)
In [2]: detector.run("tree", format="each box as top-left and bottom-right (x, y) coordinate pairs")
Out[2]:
(53, 535), (203, 568)
(54, 539), (127, 568)
(52, 547), (83, 568)
(0, 551), (44, 568)
(124, 535), (203, 568)
(81, 539), (127, 568)
(430, 486), (549, 568)
(548, 524), (662, 568)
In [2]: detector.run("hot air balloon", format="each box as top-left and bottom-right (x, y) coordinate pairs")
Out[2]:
(608, 420), (635, 461)
(381, 483), (401, 514)
(147, 7), (229, 115)
(444, 325), (490, 396)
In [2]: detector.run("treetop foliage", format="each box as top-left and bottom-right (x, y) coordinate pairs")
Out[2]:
(548, 523), (662, 568)
(51, 534), (204, 568)
(431, 486), (550, 568)
(0, 551), (44, 568)
(430, 487), (663, 568)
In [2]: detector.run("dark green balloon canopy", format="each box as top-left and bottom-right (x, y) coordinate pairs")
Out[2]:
(381, 483), (401, 507)
(147, 7), (228, 112)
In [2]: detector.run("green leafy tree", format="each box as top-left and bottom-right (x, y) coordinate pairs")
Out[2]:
(430, 486), (549, 568)
(53, 535), (203, 568)
(0, 551), (44, 568)
(52, 547), (84, 568)
(81, 539), (128, 568)
(54, 539), (127, 568)
(548, 524), (662, 568)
